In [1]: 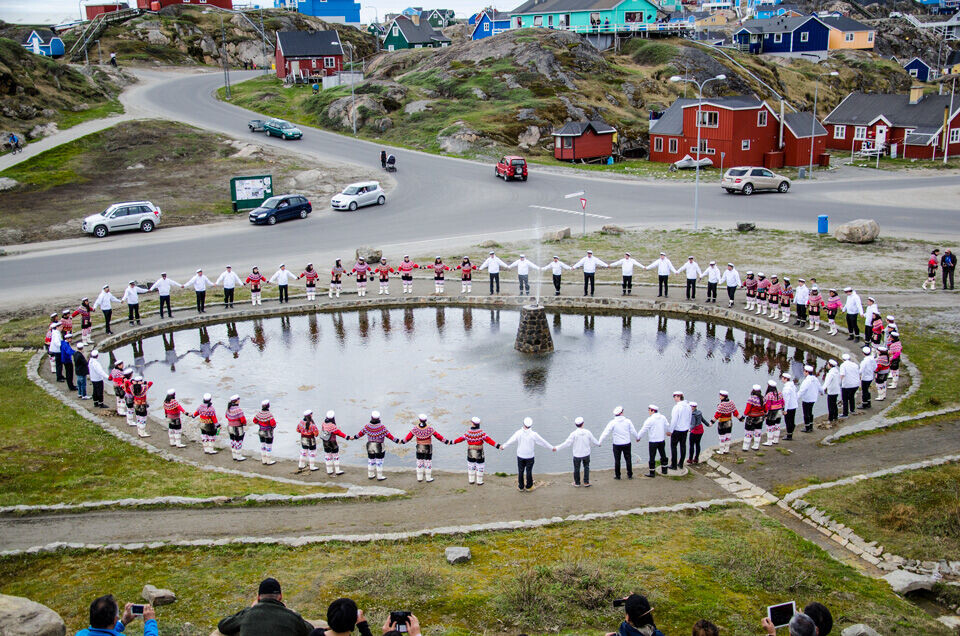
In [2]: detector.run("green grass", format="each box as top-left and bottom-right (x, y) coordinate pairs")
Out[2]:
(0, 506), (944, 635)
(804, 462), (960, 562)
(0, 352), (337, 506)
(886, 309), (960, 417)
(56, 100), (124, 130)
(848, 156), (960, 171)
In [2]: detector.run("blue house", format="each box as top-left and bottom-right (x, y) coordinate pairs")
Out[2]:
(471, 9), (511, 38)
(734, 15), (829, 54)
(297, 0), (361, 24)
(21, 30), (65, 57)
(753, 3), (801, 19)
(903, 57), (936, 82)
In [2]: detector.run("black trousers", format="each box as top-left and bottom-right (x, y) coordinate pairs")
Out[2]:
(622, 275), (632, 294)
(127, 303), (140, 323)
(841, 386), (857, 416)
(846, 313), (860, 338)
(944, 268), (955, 290)
(517, 457), (534, 489)
(553, 274), (562, 294)
(658, 275), (668, 296)
(54, 354), (64, 381)
(802, 401), (815, 429)
(670, 430), (688, 468)
(827, 394), (839, 421)
(158, 295), (172, 318)
(63, 360), (75, 390)
(489, 272), (500, 294)
(278, 285), (289, 303)
(102, 309), (113, 334)
(707, 282), (718, 300)
(688, 432), (702, 461)
(784, 408), (796, 436)
(195, 290), (206, 312)
(861, 380), (872, 407)
(573, 456), (590, 485)
(612, 443), (632, 478)
(797, 305), (808, 322)
(583, 272), (595, 296)
(648, 441), (668, 473)
(685, 278), (696, 299)
(726, 285), (737, 301)
(223, 288), (235, 307)
(92, 380), (104, 405)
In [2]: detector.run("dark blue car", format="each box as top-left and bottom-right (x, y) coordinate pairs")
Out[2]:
(248, 195), (312, 226)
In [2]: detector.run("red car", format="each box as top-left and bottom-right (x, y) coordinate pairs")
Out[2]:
(495, 155), (528, 181)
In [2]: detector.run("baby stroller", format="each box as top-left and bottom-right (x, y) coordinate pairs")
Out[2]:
(385, 154), (397, 172)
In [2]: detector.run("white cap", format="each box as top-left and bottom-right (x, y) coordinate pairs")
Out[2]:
(574, 417), (584, 426)
(123, 368), (133, 375)
(523, 417), (533, 427)
(519, 254), (525, 258)
(132, 375), (142, 382)
(728, 263), (734, 267)
(230, 394), (240, 402)
(843, 286), (852, 292)
(203, 393), (212, 402)
(807, 364), (817, 372)
(160, 272), (166, 276)
(303, 409), (312, 416)
(718, 390), (729, 396)
(587, 249), (593, 254)
(326, 410), (335, 418)
(471, 416), (481, 425)
(842, 353), (851, 361)
(489, 250), (494, 254)
(781, 372), (792, 380)
(64, 332), (72, 339)
(709, 260), (716, 265)
(196, 268), (202, 273)
(128, 280), (135, 285)
(688, 255), (694, 260)
(648, 404), (659, 411)
(752, 384), (761, 391)
(862, 346), (872, 355)
(76, 342), (84, 349)
(891, 331), (899, 337)
(418, 413), (428, 421)
(673, 390), (683, 396)
(689, 402), (698, 407)
(261, 399), (270, 408)
(103, 284), (109, 289)
(867, 296), (875, 302)
(828, 360), (837, 367)
(226, 265), (232, 268)
(613, 406), (623, 415)
(886, 315), (895, 321)
(660, 251), (666, 256)
(770, 273), (778, 278)
(371, 410), (381, 419)
(167, 389), (176, 396)
(91, 350), (99, 357)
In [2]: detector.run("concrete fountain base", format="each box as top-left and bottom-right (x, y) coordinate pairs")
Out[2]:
(514, 304), (554, 354)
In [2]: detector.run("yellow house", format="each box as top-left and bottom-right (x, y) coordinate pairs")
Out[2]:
(944, 50), (960, 76)
(695, 9), (734, 28)
(820, 15), (875, 50)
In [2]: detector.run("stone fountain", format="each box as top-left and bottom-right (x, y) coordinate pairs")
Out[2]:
(514, 305), (554, 353)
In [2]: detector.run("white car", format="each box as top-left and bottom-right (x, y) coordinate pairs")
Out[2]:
(82, 201), (162, 238)
(331, 181), (386, 211)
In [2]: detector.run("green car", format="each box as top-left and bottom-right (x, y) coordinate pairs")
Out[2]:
(263, 118), (303, 140)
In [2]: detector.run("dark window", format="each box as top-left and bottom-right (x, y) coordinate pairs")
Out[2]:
(750, 169), (765, 176)
(728, 168), (748, 176)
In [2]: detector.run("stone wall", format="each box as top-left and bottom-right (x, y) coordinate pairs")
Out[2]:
(514, 305), (554, 354)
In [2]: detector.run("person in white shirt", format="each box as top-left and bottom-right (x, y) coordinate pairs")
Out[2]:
(572, 250), (608, 297)
(863, 296), (880, 336)
(822, 359), (841, 423)
(637, 404), (670, 478)
(479, 250), (509, 295)
(216, 265), (244, 309)
(554, 417), (601, 487)
(839, 353), (861, 418)
(270, 264), (297, 304)
(842, 287), (864, 341)
(793, 279), (810, 327)
(646, 252), (678, 297)
(501, 417), (553, 491)
(150, 272), (182, 318)
(609, 252), (644, 296)
(797, 364), (822, 432)
(598, 405), (639, 479)
(859, 346), (877, 409)
(88, 349), (109, 408)
(542, 256), (571, 296)
(668, 391), (692, 469)
(121, 281), (148, 326)
(677, 256), (703, 300)
(184, 269), (215, 313)
(94, 284), (123, 334)
(780, 372), (799, 440)
(719, 263), (741, 307)
(700, 260), (722, 303)
(48, 321), (63, 380)
(508, 255), (539, 296)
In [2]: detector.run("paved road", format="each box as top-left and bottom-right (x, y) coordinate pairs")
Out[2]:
(2, 69), (958, 309)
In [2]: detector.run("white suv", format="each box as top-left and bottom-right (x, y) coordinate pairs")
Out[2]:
(331, 181), (385, 211)
(82, 201), (162, 238)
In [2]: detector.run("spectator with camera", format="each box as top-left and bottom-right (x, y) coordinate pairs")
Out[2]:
(75, 595), (157, 636)
(310, 597), (374, 636)
(606, 594), (665, 636)
(218, 578), (313, 636)
(761, 613), (816, 636)
(382, 612), (422, 636)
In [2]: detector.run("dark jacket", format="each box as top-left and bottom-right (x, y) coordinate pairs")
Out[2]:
(309, 620), (374, 636)
(218, 599), (313, 636)
(73, 351), (89, 375)
(617, 622), (665, 636)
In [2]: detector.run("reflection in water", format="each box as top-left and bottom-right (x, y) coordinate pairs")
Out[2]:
(435, 307), (445, 337)
(333, 312), (346, 348)
(552, 313), (562, 334)
(280, 316), (292, 349)
(462, 307), (472, 333)
(381, 309), (392, 336)
(621, 314), (631, 349)
(655, 316), (668, 354)
(403, 308), (415, 338)
(358, 310), (369, 339)
(227, 323), (241, 359)
(308, 314), (320, 347)
(522, 366), (548, 395)
(252, 319), (266, 352)
(163, 333), (177, 371)
(489, 309), (500, 333)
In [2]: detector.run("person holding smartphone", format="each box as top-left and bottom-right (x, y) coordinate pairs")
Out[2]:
(761, 612), (817, 636)
(76, 595), (157, 636)
(382, 613), (422, 636)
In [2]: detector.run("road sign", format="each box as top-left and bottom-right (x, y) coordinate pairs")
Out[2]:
(230, 175), (273, 211)
(579, 197), (587, 210)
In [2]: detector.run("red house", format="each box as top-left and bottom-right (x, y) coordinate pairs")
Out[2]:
(553, 121), (616, 162)
(84, 2), (128, 19)
(781, 112), (828, 167)
(275, 30), (344, 80)
(823, 88), (960, 160)
(135, 0), (234, 9)
(648, 95), (826, 167)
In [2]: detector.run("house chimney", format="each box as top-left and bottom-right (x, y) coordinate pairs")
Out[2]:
(909, 85), (924, 105)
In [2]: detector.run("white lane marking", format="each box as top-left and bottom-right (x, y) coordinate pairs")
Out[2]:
(529, 205), (612, 220)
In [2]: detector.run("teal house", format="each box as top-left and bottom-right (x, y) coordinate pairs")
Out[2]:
(509, 0), (661, 31)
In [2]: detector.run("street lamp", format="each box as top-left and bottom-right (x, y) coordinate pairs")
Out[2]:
(220, 12), (231, 99)
(809, 70), (839, 178)
(669, 73), (726, 231)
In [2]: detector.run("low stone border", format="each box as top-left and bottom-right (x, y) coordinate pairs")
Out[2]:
(0, 497), (739, 556)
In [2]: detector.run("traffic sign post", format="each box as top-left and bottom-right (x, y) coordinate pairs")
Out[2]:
(565, 191), (587, 236)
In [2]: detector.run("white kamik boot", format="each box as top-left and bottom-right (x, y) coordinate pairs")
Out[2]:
(416, 464), (424, 482)
(376, 462), (386, 481)
(334, 456), (344, 475)
(752, 432), (761, 450)
(175, 432), (185, 448)
(368, 462), (376, 479)
(325, 457), (334, 475)
(742, 434), (751, 451)
(467, 466), (476, 484)
(425, 463), (434, 482)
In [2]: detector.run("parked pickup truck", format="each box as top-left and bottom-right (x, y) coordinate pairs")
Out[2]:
(248, 119), (266, 132)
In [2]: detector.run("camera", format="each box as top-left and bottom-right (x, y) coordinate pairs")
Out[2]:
(613, 599), (626, 608)
(390, 611), (412, 633)
(130, 605), (145, 616)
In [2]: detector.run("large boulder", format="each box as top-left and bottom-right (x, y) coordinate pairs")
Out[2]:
(445, 546), (472, 564)
(326, 95), (384, 130)
(840, 625), (882, 636)
(356, 247), (382, 263)
(543, 227), (571, 241)
(292, 169), (326, 189)
(141, 584), (176, 607)
(0, 594), (66, 636)
(517, 126), (541, 149)
(404, 100), (434, 115)
(0, 177), (18, 191)
(834, 219), (880, 244)
(437, 121), (482, 154)
(881, 569), (940, 594)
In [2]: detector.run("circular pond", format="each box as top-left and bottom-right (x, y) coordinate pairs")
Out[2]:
(115, 307), (825, 472)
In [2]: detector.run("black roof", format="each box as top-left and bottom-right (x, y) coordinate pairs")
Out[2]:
(783, 112), (827, 138)
(21, 29), (59, 45)
(737, 15), (821, 34)
(817, 15), (873, 32)
(947, 50), (960, 67)
(511, 0), (623, 17)
(553, 120), (617, 136)
(823, 92), (956, 128)
(392, 16), (451, 44)
(276, 30), (343, 58)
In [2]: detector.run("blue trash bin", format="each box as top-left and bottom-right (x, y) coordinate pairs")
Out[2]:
(817, 215), (828, 234)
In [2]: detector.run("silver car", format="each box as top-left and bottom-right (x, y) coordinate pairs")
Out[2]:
(721, 167), (791, 195)
(82, 201), (162, 238)
(331, 181), (386, 211)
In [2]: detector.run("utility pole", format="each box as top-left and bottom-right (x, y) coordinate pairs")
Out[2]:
(259, 8), (268, 73)
(220, 12), (232, 99)
(809, 70), (839, 178)
(946, 75), (956, 166)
